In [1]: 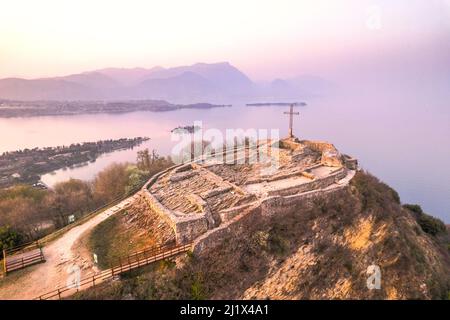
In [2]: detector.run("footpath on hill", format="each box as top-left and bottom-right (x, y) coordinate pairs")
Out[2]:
(0, 194), (138, 300)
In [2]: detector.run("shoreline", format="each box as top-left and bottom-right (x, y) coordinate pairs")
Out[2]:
(0, 137), (149, 188)
(0, 100), (231, 118)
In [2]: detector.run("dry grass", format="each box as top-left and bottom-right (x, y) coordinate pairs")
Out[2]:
(88, 210), (157, 269)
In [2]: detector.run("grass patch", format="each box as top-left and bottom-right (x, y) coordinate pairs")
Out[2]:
(88, 211), (156, 269)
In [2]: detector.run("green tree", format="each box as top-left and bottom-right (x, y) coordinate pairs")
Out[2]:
(136, 149), (151, 171)
(125, 165), (148, 194)
(0, 226), (23, 257)
(92, 163), (130, 203)
(45, 179), (94, 227)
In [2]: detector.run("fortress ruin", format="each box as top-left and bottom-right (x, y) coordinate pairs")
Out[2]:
(129, 136), (358, 254)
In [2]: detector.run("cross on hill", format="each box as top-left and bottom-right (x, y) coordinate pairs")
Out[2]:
(284, 104), (300, 138)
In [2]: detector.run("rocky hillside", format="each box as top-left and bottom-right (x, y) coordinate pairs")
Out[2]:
(72, 171), (450, 300)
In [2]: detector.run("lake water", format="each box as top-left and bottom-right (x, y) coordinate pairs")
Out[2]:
(1, 91), (449, 222)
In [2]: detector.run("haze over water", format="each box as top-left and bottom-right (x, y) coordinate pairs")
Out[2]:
(0, 1), (449, 222)
(1, 86), (449, 223)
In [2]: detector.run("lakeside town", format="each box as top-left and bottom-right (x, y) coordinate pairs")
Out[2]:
(0, 137), (149, 188)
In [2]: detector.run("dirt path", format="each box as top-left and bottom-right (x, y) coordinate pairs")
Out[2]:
(0, 194), (139, 300)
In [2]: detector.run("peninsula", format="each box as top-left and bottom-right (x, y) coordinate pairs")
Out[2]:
(0, 137), (149, 188)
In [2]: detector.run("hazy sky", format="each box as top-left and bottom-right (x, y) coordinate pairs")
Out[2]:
(0, 0), (449, 81)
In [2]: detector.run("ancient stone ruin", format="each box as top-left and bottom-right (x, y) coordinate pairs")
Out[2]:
(130, 137), (358, 253)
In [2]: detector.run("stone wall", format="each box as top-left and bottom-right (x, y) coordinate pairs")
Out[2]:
(301, 140), (343, 167)
(174, 215), (209, 244)
(140, 164), (210, 244)
(193, 170), (356, 255)
(193, 203), (261, 255)
(136, 145), (356, 249)
(218, 202), (256, 224)
(267, 167), (347, 197)
(126, 193), (177, 245)
(141, 189), (209, 244)
(343, 154), (358, 170)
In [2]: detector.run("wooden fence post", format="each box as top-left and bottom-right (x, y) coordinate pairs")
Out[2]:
(39, 247), (44, 262)
(3, 249), (7, 275)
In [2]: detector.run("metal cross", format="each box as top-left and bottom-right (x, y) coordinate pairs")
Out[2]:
(284, 104), (300, 138)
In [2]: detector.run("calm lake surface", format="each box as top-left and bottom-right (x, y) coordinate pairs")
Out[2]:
(1, 92), (449, 222)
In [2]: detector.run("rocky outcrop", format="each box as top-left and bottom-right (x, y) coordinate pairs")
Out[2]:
(301, 140), (344, 167)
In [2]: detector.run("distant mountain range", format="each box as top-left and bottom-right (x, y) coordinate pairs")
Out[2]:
(0, 62), (334, 103)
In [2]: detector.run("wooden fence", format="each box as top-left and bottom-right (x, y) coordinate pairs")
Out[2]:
(36, 242), (192, 300)
(1, 184), (144, 278)
(38, 185), (143, 246)
(2, 241), (45, 275)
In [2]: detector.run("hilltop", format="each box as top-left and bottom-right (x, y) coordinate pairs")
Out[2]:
(65, 138), (450, 300)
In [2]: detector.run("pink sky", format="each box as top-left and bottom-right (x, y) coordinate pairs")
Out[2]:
(0, 0), (449, 81)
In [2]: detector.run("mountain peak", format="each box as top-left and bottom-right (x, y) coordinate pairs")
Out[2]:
(0, 62), (333, 102)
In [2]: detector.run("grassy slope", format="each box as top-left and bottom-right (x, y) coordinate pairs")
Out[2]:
(88, 210), (157, 269)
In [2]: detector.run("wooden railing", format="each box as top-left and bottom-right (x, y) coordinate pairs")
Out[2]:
(4, 240), (41, 255)
(3, 241), (45, 275)
(5, 249), (45, 273)
(38, 185), (143, 246)
(1, 184), (144, 277)
(36, 242), (192, 300)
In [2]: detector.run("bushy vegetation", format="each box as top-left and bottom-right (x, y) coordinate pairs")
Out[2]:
(0, 226), (23, 258)
(403, 204), (447, 236)
(403, 204), (423, 216)
(351, 170), (400, 211)
(0, 149), (173, 246)
(417, 214), (447, 236)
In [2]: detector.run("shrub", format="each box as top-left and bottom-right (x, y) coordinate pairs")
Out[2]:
(268, 233), (289, 256)
(403, 203), (447, 236)
(190, 274), (206, 300)
(351, 171), (400, 211)
(0, 226), (23, 257)
(403, 204), (423, 215)
(417, 213), (447, 236)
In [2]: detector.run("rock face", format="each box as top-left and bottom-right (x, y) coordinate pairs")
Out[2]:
(300, 140), (343, 167)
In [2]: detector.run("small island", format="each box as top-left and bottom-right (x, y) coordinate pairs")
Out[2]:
(0, 137), (149, 188)
(171, 125), (202, 134)
(246, 102), (307, 107)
